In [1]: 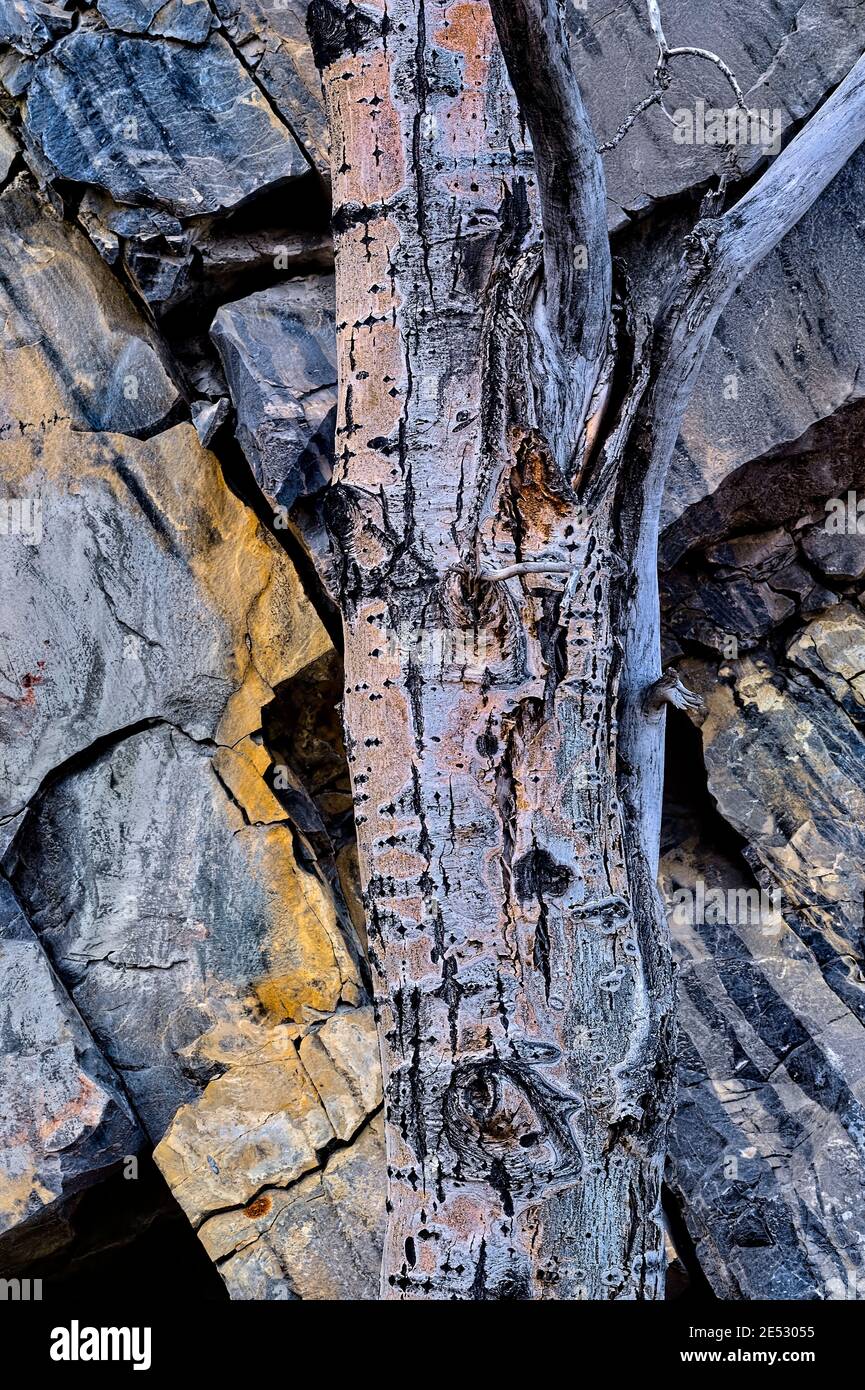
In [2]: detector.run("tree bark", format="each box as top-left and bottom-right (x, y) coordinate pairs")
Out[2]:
(309, 0), (865, 1299)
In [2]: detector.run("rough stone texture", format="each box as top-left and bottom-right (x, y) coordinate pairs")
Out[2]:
(0, 173), (179, 436)
(662, 833), (865, 1300)
(659, 149), (865, 534)
(0, 0), (73, 57)
(686, 655), (865, 984)
(211, 276), (336, 511)
(212, 0), (330, 172)
(0, 877), (142, 1266)
(0, 419), (328, 848)
(96, 0), (214, 43)
(3, 0), (865, 1303)
(0, 164), (373, 1294)
(788, 605), (865, 715)
(25, 31), (308, 217)
(200, 1110), (385, 1301)
(6, 727), (362, 1136)
(569, 0), (865, 230)
(661, 399), (865, 569)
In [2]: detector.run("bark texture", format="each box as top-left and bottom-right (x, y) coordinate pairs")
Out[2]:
(312, 0), (865, 1299)
(4, 0), (865, 1304)
(311, 0), (666, 1301)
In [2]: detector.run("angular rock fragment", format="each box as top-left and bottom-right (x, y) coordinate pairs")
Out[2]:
(0, 878), (141, 1268)
(682, 655), (865, 1011)
(25, 32), (308, 217)
(299, 1008), (382, 1142)
(96, 0), (213, 43)
(213, 0), (329, 171)
(0, 0), (73, 57)
(661, 400), (865, 569)
(665, 572), (795, 652)
(211, 275), (336, 511)
(800, 523), (865, 582)
(0, 421), (330, 845)
(200, 1111), (386, 1301)
(0, 173), (179, 435)
(6, 726), (362, 1136)
(0, 122), (17, 178)
(787, 604), (865, 721)
(662, 832), (865, 1300)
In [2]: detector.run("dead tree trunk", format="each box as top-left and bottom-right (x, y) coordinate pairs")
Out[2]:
(309, 0), (865, 1299)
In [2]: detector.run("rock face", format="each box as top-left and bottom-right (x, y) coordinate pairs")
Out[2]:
(211, 276), (336, 510)
(0, 173), (179, 436)
(0, 10), (375, 1284)
(3, 0), (865, 1304)
(0, 418), (328, 844)
(213, 0), (329, 172)
(200, 1110), (385, 1300)
(662, 833), (865, 1300)
(568, 0), (865, 229)
(659, 405), (865, 1296)
(0, 879), (142, 1268)
(25, 31), (308, 216)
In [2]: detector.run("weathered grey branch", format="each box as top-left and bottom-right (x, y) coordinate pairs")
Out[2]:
(487, 0), (611, 371)
(652, 49), (865, 494)
(478, 561), (575, 583)
(617, 47), (865, 881)
(643, 668), (703, 718)
(602, 0), (745, 154)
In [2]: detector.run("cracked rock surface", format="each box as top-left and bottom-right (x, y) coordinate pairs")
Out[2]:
(2, 0), (865, 1301)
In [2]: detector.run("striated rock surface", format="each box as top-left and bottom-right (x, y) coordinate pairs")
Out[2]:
(213, 0), (329, 172)
(662, 832), (865, 1300)
(0, 173), (179, 436)
(660, 437), (865, 1296)
(211, 275), (336, 511)
(0, 877), (142, 1267)
(25, 31), (309, 216)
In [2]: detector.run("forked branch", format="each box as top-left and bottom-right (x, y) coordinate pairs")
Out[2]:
(487, 0), (611, 373)
(645, 49), (865, 497)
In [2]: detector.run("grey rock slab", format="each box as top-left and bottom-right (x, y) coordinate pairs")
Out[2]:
(213, 0), (329, 171)
(662, 148), (865, 533)
(211, 275), (336, 510)
(662, 833), (865, 1299)
(0, 174), (179, 436)
(682, 654), (865, 1010)
(800, 523), (865, 582)
(6, 724), (362, 1144)
(570, 0), (865, 229)
(0, 877), (141, 1263)
(660, 399), (865, 568)
(96, 0), (213, 43)
(0, 0), (73, 57)
(787, 604), (865, 721)
(0, 420), (330, 832)
(25, 31), (308, 217)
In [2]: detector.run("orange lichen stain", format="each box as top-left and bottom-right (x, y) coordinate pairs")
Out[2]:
(3, 661), (46, 707)
(244, 1194), (272, 1219)
(327, 50), (404, 207)
(435, 2), (496, 89)
(39, 1072), (105, 1148)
